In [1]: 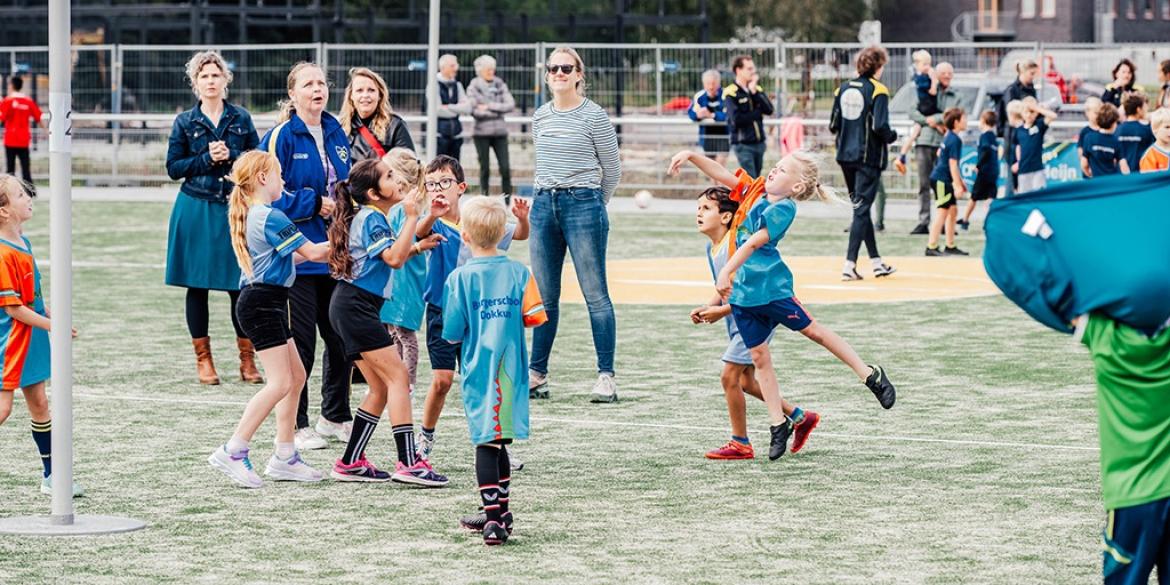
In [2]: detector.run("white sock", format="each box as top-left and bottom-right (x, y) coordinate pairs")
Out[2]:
(843, 260), (856, 273)
(274, 442), (296, 460)
(871, 257), (885, 269)
(226, 437), (249, 455)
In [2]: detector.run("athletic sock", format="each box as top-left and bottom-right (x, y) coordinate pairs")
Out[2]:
(871, 257), (885, 269)
(393, 424), (416, 467)
(226, 436), (249, 456)
(475, 445), (503, 524)
(30, 420), (51, 478)
(420, 426), (435, 441)
(274, 442), (296, 460)
(342, 409), (380, 465)
(496, 445), (511, 517)
(789, 407), (806, 426)
(731, 434), (750, 446)
(843, 260), (856, 272)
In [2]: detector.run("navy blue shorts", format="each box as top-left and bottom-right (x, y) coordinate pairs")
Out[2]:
(1103, 497), (1170, 585)
(730, 297), (814, 349)
(425, 303), (461, 372)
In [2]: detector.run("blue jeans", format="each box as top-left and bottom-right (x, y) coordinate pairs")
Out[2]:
(529, 187), (616, 376)
(733, 141), (767, 178)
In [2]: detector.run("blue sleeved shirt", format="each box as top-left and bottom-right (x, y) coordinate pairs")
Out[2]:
(975, 130), (999, 185)
(1083, 130), (1124, 178)
(241, 203), (306, 288)
(1116, 121), (1155, 173)
(423, 216), (516, 308)
(929, 131), (963, 184)
(1015, 119), (1048, 174)
(380, 203), (428, 330)
(728, 198), (797, 307)
(345, 206), (396, 299)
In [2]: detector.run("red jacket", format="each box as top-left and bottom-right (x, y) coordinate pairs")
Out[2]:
(0, 95), (42, 148)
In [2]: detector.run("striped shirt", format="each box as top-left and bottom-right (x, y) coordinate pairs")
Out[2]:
(532, 98), (622, 201)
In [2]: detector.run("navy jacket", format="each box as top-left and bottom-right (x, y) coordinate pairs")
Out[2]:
(830, 76), (898, 170)
(166, 102), (259, 203)
(259, 111), (351, 276)
(723, 82), (773, 145)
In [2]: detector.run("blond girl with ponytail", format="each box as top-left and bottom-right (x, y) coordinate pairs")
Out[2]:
(668, 148), (898, 462)
(378, 148), (440, 391)
(209, 151), (330, 489)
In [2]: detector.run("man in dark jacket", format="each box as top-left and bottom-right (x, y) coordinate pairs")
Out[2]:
(723, 55), (774, 178)
(831, 46), (899, 282)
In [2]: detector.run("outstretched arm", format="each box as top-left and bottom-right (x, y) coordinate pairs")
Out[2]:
(667, 150), (738, 188)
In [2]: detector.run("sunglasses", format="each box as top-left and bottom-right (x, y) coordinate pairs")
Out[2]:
(424, 178), (459, 192)
(546, 64), (578, 75)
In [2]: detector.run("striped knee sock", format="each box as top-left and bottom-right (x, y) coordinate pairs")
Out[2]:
(31, 420), (51, 478)
(341, 409), (379, 465)
(496, 445), (511, 518)
(393, 424), (416, 467)
(475, 445), (502, 524)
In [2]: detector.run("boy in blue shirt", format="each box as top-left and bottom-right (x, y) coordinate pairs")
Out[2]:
(443, 196), (547, 546)
(1082, 103), (1129, 178)
(1013, 97), (1057, 194)
(959, 110), (999, 232)
(1077, 97), (1102, 178)
(415, 155), (530, 463)
(1116, 94), (1155, 173)
(926, 108), (969, 256)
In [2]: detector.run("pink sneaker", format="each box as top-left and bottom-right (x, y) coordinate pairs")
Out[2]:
(330, 457), (391, 482)
(391, 459), (449, 487)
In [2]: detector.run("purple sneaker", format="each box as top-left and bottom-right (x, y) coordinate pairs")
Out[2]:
(392, 459), (449, 487)
(330, 457), (391, 482)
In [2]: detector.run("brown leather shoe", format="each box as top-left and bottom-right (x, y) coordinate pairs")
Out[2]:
(237, 337), (264, 384)
(192, 337), (221, 385)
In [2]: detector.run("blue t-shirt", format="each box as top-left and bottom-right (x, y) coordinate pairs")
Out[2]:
(380, 203), (428, 330)
(929, 131), (963, 184)
(345, 206), (396, 299)
(441, 256), (547, 445)
(241, 203), (307, 288)
(1083, 130), (1124, 178)
(1077, 126), (1099, 177)
(729, 198), (797, 307)
(975, 130), (999, 185)
(1014, 119), (1048, 174)
(422, 215), (516, 308)
(1116, 121), (1155, 173)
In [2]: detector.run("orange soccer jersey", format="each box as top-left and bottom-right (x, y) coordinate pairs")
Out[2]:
(0, 237), (49, 390)
(1139, 144), (1170, 173)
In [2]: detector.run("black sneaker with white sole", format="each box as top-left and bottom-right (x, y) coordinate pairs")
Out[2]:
(865, 365), (896, 409)
(924, 247), (944, 257)
(461, 510), (514, 535)
(769, 420), (793, 460)
(943, 246), (969, 256)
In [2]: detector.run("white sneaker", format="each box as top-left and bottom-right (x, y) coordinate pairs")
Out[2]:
(590, 373), (618, 403)
(294, 427), (328, 450)
(417, 432), (435, 461)
(208, 446), (263, 489)
(264, 451), (324, 482)
(315, 417), (352, 443)
(510, 455), (525, 472)
(40, 474), (85, 497)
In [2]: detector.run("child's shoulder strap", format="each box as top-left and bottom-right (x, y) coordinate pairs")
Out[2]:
(267, 121), (289, 156)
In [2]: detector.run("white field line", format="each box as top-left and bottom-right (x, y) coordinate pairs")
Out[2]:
(73, 392), (1097, 453)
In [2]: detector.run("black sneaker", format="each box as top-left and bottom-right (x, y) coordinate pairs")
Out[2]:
(910, 224), (930, 235)
(769, 420), (793, 461)
(957, 219), (970, 231)
(865, 365), (896, 409)
(529, 372), (550, 399)
(875, 223), (885, 232)
(943, 246), (969, 256)
(924, 246), (944, 257)
(461, 510), (513, 535)
(483, 521), (509, 546)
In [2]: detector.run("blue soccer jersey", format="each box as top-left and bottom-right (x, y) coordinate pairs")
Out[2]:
(930, 131), (963, 184)
(441, 256), (547, 445)
(380, 202), (428, 330)
(1083, 131), (1124, 177)
(728, 197), (797, 308)
(422, 216), (515, 308)
(1015, 119), (1048, 174)
(345, 206), (396, 299)
(242, 204), (307, 288)
(1116, 121), (1155, 173)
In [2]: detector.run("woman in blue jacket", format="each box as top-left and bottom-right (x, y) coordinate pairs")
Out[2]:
(259, 62), (354, 450)
(165, 51), (260, 386)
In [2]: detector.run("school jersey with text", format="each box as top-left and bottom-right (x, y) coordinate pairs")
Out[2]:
(728, 170), (797, 307)
(1116, 121), (1155, 173)
(441, 256), (547, 444)
(422, 216), (515, 308)
(242, 203), (307, 288)
(1083, 131), (1124, 177)
(1014, 119), (1048, 174)
(0, 237), (49, 390)
(344, 206), (396, 299)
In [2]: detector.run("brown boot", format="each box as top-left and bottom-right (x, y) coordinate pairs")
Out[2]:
(237, 337), (264, 384)
(192, 337), (221, 385)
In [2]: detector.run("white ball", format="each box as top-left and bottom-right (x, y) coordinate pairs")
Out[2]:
(634, 189), (654, 209)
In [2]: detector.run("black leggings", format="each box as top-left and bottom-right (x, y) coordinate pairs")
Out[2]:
(841, 163), (882, 263)
(185, 288), (246, 339)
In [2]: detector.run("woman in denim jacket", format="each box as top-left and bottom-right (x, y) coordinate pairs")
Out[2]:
(165, 50), (260, 386)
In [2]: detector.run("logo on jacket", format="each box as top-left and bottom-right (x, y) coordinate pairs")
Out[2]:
(336, 146), (349, 163)
(840, 88), (864, 120)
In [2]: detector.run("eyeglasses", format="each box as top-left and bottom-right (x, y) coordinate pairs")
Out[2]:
(546, 64), (577, 75)
(424, 178), (458, 192)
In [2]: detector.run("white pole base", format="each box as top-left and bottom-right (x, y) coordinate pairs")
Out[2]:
(0, 515), (146, 536)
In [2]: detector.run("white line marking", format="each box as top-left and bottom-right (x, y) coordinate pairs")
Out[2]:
(73, 392), (1097, 453)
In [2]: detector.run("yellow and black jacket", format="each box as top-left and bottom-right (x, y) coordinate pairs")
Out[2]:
(1101, 81), (1146, 108)
(830, 76), (898, 170)
(723, 82), (774, 145)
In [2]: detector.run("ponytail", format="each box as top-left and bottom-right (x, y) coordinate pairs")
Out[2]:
(228, 151), (283, 279)
(785, 150), (842, 204)
(327, 158), (386, 279)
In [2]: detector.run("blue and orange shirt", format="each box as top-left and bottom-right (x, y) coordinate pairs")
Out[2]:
(242, 203), (307, 288)
(727, 169), (797, 308)
(423, 215), (516, 308)
(344, 206), (396, 299)
(441, 256), (547, 445)
(0, 237), (49, 390)
(380, 202), (428, 330)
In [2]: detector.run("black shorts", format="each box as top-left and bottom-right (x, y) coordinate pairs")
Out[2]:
(933, 180), (956, 209)
(971, 180), (997, 201)
(701, 132), (730, 156)
(236, 284), (293, 352)
(917, 98), (940, 118)
(425, 303), (461, 372)
(328, 281), (394, 362)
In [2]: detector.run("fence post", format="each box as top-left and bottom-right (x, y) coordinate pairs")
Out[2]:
(1036, 41), (1046, 96)
(112, 45), (123, 180)
(318, 42), (328, 70)
(534, 42), (544, 110)
(773, 41), (782, 116)
(655, 46), (663, 116)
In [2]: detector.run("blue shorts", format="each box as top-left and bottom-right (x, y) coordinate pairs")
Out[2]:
(425, 303), (461, 372)
(730, 297), (814, 349)
(723, 313), (773, 365)
(1103, 497), (1170, 585)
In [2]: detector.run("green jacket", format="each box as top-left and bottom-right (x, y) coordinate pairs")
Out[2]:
(909, 83), (961, 147)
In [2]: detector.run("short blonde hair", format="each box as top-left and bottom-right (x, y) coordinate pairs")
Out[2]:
(1083, 96), (1102, 113)
(912, 50), (932, 65)
(1150, 108), (1170, 132)
(474, 55), (497, 74)
(461, 196), (508, 249)
(185, 51), (233, 97)
(1006, 100), (1026, 122)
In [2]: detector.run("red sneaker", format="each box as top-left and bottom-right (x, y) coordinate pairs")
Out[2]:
(791, 411), (820, 454)
(705, 440), (754, 460)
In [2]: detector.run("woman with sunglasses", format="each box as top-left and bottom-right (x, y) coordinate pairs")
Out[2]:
(528, 46), (622, 404)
